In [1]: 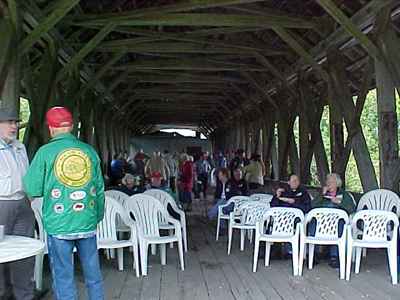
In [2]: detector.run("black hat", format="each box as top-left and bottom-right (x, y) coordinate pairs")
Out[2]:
(0, 104), (19, 122)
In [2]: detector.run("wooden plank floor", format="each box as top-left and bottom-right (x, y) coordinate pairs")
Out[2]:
(41, 197), (400, 300)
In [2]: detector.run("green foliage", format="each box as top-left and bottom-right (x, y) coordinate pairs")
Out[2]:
(306, 89), (399, 192)
(18, 97), (30, 141)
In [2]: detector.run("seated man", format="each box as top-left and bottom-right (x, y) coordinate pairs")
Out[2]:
(207, 168), (230, 220)
(270, 174), (311, 258)
(110, 173), (144, 196)
(271, 174), (311, 213)
(310, 173), (355, 268)
(222, 168), (249, 214)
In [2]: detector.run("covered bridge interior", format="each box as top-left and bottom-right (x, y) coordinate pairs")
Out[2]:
(1, 0), (400, 192)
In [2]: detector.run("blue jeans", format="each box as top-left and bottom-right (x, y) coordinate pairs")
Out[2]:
(208, 199), (227, 220)
(307, 219), (345, 258)
(47, 235), (104, 300)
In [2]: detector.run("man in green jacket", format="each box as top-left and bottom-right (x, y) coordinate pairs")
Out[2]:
(23, 107), (105, 300)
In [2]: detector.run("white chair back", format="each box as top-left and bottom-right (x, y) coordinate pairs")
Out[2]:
(144, 189), (177, 223)
(306, 208), (349, 239)
(97, 196), (127, 242)
(227, 195), (251, 207)
(124, 194), (165, 238)
(105, 190), (130, 206)
(357, 189), (400, 216)
(249, 193), (273, 205)
(239, 202), (270, 225)
(262, 207), (304, 236)
(351, 210), (399, 242)
(31, 198), (47, 253)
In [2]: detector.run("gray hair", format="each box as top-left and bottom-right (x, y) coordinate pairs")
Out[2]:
(326, 173), (342, 188)
(122, 173), (135, 185)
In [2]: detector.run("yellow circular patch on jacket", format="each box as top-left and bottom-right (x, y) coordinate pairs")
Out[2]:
(54, 149), (92, 187)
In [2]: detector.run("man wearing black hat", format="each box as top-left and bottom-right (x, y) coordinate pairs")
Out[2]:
(0, 105), (35, 300)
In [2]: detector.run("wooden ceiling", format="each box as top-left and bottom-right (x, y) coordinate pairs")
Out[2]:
(23, 0), (400, 134)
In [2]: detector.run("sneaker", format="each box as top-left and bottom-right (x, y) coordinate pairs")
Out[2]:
(328, 257), (340, 269)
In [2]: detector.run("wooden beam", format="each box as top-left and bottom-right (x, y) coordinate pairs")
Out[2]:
(272, 27), (329, 80)
(69, 13), (315, 29)
(316, 0), (382, 60)
(20, 0), (80, 54)
(77, 51), (125, 98)
(58, 23), (115, 80)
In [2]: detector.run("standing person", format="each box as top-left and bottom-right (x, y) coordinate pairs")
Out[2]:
(243, 154), (266, 191)
(195, 152), (212, 199)
(23, 107), (105, 300)
(145, 151), (170, 183)
(229, 149), (248, 176)
(0, 105), (35, 300)
(163, 150), (178, 192)
(179, 154), (194, 211)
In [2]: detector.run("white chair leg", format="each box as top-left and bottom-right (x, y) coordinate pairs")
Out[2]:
(265, 242), (271, 267)
(308, 244), (315, 270)
(133, 243), (140, 277)
(177, 239), (185, 271)
(160, 244), (167, 265)
(346, 244), (353, 281)
(339, 243), (346, 280)
(169, 229), (174, 249)
(151, 244), (157, 255)
(34, 253), (44, 291)
(216, 216), (221, 241)
(240, 229), (245, 251)
(355, 247), (362, 274)
(227, 224), (233, 255)
(110, 249), (115, 259)
(299, 240), (305, 276)
(140, 242), (149, 276)
(182, 225), (188, 252)
(291, 241), (299, 276)
(362, 248), (367, 258)
(117, 248), (124, 271)
(253, 239), (260, 273)
(388, 246), (398, 285)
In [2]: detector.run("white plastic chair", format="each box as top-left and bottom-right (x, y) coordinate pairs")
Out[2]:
(250, 193), (273, 204)
(144, 189), (188, 252)
(253, 207), (304, 275)
(105, 190), (131, 233)
(97, 196), (140, 277)
(32, 198), (47, 291)
(357, 189), (400, 216)
(299, 208), (349, 279)
(216, 196), (251, 241)
(346, 210), (398, 284)
(124, 194), (184, 276)
(227, 201), (269, 254)
(356, 189), (400, 259)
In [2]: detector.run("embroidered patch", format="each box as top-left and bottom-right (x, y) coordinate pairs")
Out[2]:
(70, 191), (86, 201)
(51, 188), (61, 199)
(72, 202), (85, 212)
(89, 186), (96, 197)
(89, 200), (95, 209)
(53, 203), (64, 214)
(54, 148), (92, 187)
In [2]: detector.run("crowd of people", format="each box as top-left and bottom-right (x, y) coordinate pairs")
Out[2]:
(0, 102), (361, 300)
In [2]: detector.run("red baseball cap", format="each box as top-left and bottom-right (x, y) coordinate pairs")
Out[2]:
(151, 171), (162, 179)
(46, 107), (73, 128)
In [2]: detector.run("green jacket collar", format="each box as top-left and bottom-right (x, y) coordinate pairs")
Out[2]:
(50, 132), (76, 142)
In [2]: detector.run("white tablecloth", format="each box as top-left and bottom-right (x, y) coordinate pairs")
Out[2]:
(0, 235), (45, 263)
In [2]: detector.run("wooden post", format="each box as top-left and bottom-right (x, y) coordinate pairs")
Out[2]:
(0, 2), (21, 112)
(375, 54), (399, 191)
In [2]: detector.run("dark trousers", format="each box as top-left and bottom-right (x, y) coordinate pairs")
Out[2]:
(0, 199), (35, 300)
